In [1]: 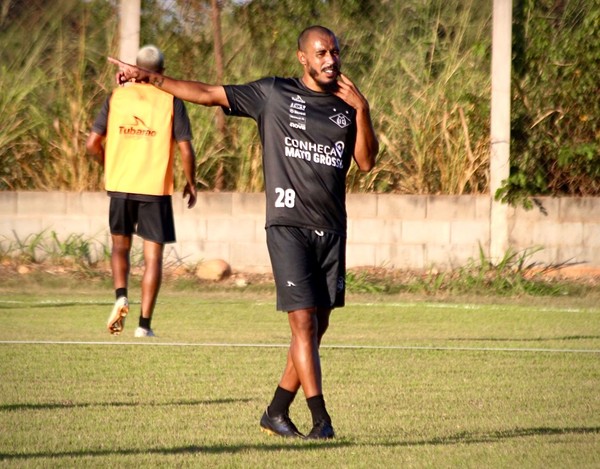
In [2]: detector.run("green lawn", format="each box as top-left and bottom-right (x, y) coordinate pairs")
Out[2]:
(0, 282), (599, 468)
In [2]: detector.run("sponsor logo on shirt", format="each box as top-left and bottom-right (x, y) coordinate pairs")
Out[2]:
(283, 137), (345, 169)
(288, 95), (306, 130)
(119, 116), (157, 137)
(334, 141), (345, 158)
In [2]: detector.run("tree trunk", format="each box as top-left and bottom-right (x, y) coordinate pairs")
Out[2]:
(119, 0), (140, 64)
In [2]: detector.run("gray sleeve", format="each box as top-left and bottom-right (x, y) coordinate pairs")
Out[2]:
(173, 98), (193, 142)
(91, 94), (112, 135)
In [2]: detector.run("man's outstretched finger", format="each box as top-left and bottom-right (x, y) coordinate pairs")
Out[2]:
(108, 57), (135, 77)
(107, 57), (126, 67)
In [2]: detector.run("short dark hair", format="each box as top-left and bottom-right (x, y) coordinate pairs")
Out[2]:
(297, 25), (336, 52)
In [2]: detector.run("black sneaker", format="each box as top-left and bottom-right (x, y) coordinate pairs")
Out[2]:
(306, 419), (335, 439)
(260, 409), (304, 438)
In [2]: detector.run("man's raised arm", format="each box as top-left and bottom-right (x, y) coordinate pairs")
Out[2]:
(333, 73), (378, 172)
(108, 57), (229, 108)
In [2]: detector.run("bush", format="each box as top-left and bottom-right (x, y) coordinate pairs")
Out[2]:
(498, 0), (600, 207)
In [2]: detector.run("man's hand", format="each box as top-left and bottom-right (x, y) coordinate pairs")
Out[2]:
(183, 183), (197, 209)
(108, 57), (150, 85)
(333, 73), (369, 112)
(333, 73), (379, 172)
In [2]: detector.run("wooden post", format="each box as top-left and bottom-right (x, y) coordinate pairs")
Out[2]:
(211, 0), (226, 190)
(490, 0), (512, 262)
(119, 0), (141, 64)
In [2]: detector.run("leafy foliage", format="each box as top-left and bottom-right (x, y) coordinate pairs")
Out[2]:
(497, 0), (600, 207)
(0, 0), (115, 190)
(404, 245), (582, 297)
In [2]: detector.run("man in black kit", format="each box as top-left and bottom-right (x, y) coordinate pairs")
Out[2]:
(110, 25), (378, 439)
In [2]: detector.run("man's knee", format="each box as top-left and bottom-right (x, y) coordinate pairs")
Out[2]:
(143, 241), (164, 263)
(111, 235), (131, 254)
(288, 308), (318, 337)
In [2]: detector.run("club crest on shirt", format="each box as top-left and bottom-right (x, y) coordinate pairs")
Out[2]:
(329, 112), (351, 129)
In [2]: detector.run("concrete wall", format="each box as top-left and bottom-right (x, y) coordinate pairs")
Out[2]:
(1, 191), (599, 272)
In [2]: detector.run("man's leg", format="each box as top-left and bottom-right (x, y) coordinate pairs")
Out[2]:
(262, 306), (334, 438)
(280, 307), (330, 395)
(137, 240), (164, 335)
(286, 307), (334, 438)
(303, 307), (334, 438)
(107, 234), (131, 335)
(111, 234), (131, 291)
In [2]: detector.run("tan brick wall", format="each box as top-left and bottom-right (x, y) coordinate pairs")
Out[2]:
(1, 192), (598, 272)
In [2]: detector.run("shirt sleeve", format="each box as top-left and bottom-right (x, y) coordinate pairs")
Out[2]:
(172, 97), (193, 142)
(91, 94), (112, 135)
(222, 77), (274, 120)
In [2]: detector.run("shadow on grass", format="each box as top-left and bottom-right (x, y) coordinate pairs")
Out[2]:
(0, 440), (351, 461)
(446, 335), (600, 342)
(0, 397), (252, 412)
(0, 301), (113, 309)
(383, 425), (600, 447)
(1, 426), (599, 461)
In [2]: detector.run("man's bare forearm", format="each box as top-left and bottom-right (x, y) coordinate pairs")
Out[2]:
(109, 57), (229, 108)
(148, 72), (224, 106)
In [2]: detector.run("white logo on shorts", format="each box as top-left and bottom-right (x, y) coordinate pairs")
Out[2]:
(286, 281), (296, 287)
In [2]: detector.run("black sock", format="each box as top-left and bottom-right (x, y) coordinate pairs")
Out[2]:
(139, 316), (151, 330)
(307, 394), (331, 425)
(267, 386), (297, 416)
(115, 288), (127, 300)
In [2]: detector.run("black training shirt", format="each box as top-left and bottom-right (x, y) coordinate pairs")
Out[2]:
(223, 77), (357, 236)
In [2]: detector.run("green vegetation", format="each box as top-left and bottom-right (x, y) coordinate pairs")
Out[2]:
(2, 230), (597, 300)
(1, 0), (597, 200)
(498, 0), (600, 207)
(1, 229), (109, 272)
(0, 286), (598, 468)
(408, 246), (582, 297)
(343, 245), (595, 299)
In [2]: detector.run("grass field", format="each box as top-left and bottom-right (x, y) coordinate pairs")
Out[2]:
(0, 278), (599, 468)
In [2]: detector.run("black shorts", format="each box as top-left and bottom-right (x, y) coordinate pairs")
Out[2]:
(266, 225), (346, 312)
(109, 196), (175, 244)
